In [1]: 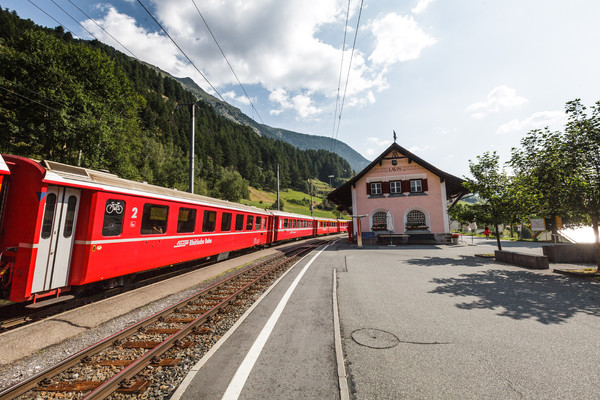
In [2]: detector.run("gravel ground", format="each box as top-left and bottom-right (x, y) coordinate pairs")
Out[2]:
(0, 252), (276, 393)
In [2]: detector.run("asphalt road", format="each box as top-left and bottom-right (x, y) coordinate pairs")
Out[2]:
(338, 238), (600, 399)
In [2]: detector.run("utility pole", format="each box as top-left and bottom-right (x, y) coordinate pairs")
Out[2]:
(276, 163), (280, 211)
(309, 179), (313, 216)
(189, 103), (195, 194)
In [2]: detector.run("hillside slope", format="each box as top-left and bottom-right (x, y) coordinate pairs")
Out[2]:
(175, 76), (369, 173)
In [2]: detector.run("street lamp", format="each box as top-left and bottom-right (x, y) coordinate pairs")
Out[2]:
(328, 174), (334, 187)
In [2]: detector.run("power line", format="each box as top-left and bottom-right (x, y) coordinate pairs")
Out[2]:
(0, 84), (63, 113)
(332, 0), (364, 153)
(65, 0), (139, 59)
(331, 0), (352, 152)
(0, 78), (68, 108)
(27, 0), (80, 39)
(48, 0), (97, 40)
(190, 0), (264, 124)
(135, 0), (226, 103)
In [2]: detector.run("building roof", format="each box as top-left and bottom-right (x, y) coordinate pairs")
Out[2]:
(327, 142), (469, 213)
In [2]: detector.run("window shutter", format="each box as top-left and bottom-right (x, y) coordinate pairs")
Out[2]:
(382, 181), (390, 194)
(366, 182), (371, 195)
(422, 179), (428, 192)
(401, 180), (410, 193)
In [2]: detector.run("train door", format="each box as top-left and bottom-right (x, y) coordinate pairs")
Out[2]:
(266, 215), (274, 244)
(31, 185), (81, 293)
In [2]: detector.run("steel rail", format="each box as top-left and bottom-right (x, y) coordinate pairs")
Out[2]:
(0, 241), (321, 399)
(83, 244), (318, 399)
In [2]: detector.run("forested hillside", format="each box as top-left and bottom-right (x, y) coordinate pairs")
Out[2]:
(0, 8), (353, 202)
(175, 76), (370, 172)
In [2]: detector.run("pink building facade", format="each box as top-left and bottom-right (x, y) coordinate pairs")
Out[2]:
(328, 143), (467, 244)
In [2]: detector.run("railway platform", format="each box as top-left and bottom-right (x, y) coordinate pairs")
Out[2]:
(173, 238), (599, 399)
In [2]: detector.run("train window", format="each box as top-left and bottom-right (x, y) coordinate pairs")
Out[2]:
(235, 214), (244, 231)
(221, 212), (232, 231)
(283, 219), (288, 229)
(177, 208), (196, 233)
(246, 215), (254, 230)
(141, 204), (169, 235)
(202, 210), (217, 232)
(102, 199), (125, 237)
(63, 196), (78, 238)
(255, 216), (261, 230)
(41, 193), (57, 239)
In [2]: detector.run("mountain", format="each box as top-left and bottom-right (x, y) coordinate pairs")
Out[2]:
(174, 76), (370, 173)
(0, 7), (354, 202)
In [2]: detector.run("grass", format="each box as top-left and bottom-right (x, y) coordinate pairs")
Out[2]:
(241, 182), (349, 219)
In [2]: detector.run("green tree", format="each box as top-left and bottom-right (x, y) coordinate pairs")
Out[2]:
(464, 152), (517, 250)
(0, 29), (145, 177)
(212, 166), (250, 202)
(510, 99), (600, 269)
(563, 99), (600, 268)
(448, 202), (476, 231)
(510, 127), (571, 238)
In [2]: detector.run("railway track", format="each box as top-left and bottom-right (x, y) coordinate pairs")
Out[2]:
(0, 240), (326, 399)
(0, 246), (259, 333)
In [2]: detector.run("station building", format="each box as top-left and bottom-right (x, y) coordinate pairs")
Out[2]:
(328, 142), (468, 244)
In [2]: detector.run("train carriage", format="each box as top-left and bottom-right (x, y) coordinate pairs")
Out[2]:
(270, 210), (315, 242)
(0, 154), (348, 305)
(0, 156), (270, 304)
(314, 217), (339, 235)
(338, 220), (349, 233)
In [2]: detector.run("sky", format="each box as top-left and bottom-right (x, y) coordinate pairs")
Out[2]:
(3, 0), (600, 178)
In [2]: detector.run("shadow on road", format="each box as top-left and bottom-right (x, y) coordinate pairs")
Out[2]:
(404, 256), (493, 267)
(429, 269), (600, 324)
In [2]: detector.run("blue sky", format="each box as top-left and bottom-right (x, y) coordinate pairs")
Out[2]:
(3, 0), (600, 177)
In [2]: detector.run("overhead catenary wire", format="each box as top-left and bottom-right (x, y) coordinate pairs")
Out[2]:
(190, 0), (264, 124)
(330, 0), (352, 152)
(135, 0), (226, 103)
(0, 84), (63, 113)
(332, 0), (365, 154)
(65, 0), (139, 60)
(26, 0), (80, 39)
(48, 0), (98, 40)
(0, 77), (68, 109)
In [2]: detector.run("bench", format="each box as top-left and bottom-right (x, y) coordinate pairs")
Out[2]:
(494, 250), (549, 269)
(377, 234), (409, 245)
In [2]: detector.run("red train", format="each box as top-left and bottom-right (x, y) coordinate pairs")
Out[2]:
(0, 155), (348, 305)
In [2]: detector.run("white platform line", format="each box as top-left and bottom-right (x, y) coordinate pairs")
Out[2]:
(221, 244), (330, 400)
(170, 244), (325, 400)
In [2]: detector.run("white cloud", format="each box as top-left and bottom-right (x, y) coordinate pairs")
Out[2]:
(368, 13), (437, 66)
(85, 1), (393, 120)
(465, 85), (528, 118)
(496, 110), (566, 135)
(408, 145), (429, 153)
(85, 2), (436, 121)
(412, 0), (434, 14)
(362, 137), (393, 159)
(268, 89), (322, 119)
(292, 94), (322, 119)
(223, 90), (252, 105)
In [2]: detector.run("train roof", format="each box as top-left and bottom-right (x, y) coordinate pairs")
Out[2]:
(37, 158), (270, 215)
(269, 210), (315, 219)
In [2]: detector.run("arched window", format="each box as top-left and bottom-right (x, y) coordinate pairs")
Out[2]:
(406, 210), (426, 227)
(372, 211), (387, 230)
